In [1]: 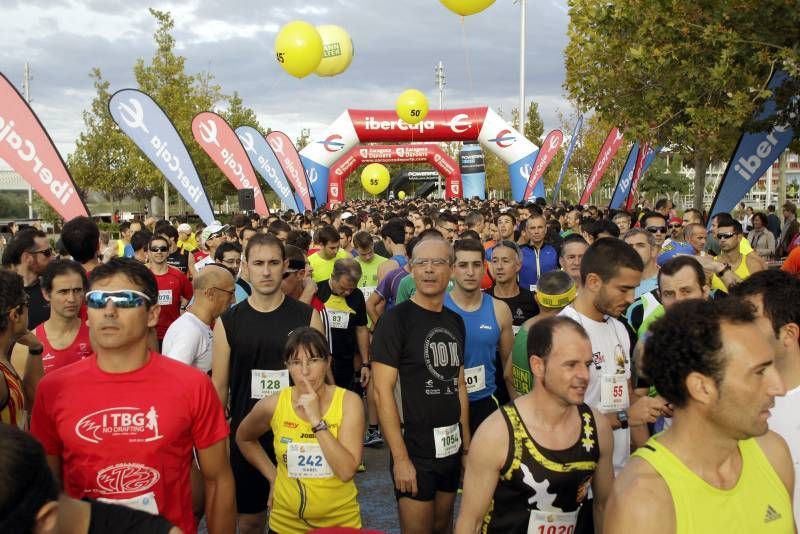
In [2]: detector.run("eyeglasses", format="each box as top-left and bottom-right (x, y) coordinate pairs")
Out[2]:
(3, 294), (30, 315)
(410, 258), (450, 267)
(149, 246), (169, 253)
(717, 232), (737, 240)
(221, 258), (242, 267)
(668, 224), (683, 229)
(29, 247), (53, 257)
(287, 356), (327, 368)
(438, 225), (456, 234)
(282, 269), (301, 279)
(211, 286), (235, 296)
(86, 290), (152, 309)
(645, 226), (667, 234)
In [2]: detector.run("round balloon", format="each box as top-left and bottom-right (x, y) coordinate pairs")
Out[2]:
(315, 25), (354, 77)
(275, 21), (323, 78)
(395, 89), (429, 125)
(398, 191), (407, 200)
(361, 163), (390, 195)
(440, 0), (496, 16)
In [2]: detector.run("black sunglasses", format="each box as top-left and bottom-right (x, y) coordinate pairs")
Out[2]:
(149, 246), (169, 253)
(646, 226), (667, 234)
(29, 247), (53, 257)
(668, 224), (682, 229)
(717, 232), (737, 240)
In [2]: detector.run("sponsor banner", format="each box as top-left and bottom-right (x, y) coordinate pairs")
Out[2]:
(235, 126), (299, 212)
(625, 142), (651, 210)
(609, 142), (639, 209)
(552, 114), (583, 204)
(109, 89), (213, 225)
(579, 127), (625, 205)
(709, 70), (796, 220)
(524, 129), (564, 201)
(266, 131), (314, 210)
(402, 170), (441, 182)
(191, 112), (269, 216)
(349, 107), (487, 143)
(459, 143), (486, 199)
(328, 173), (344, 204)
(0, 73), (89, 220)
(478, 107), (540, 200)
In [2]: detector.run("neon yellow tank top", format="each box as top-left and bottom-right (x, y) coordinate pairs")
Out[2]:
(711, 252), (753, 293)
(270, 386), (360, 534)
(633, 436), (793, 533)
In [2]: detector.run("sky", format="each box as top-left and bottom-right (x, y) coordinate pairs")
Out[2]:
(0, 0), (574, 164)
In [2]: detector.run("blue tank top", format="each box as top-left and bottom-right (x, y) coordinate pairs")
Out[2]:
(445, 293), (500, 401)
(391, 254), (408, 268)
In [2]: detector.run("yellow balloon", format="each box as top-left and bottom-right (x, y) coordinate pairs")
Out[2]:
(275, 21), (323, 78)
(398, 191), (407, 200)
(361, 163), (390, 195)
(315, 25), (354, 77)
(395, 89), (429, 125)
(439, 0), (496, 16)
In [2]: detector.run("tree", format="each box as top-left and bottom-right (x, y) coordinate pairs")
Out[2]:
(564, 0), (799, 209)
(524, 101), (545, 143)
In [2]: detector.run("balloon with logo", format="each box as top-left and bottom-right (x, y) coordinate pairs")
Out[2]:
(315, 25), (354, 77)
(395, 89), (429, 125)
(439, 0), (496, 16)
(361, 163), (390, 195)
(275, 21), (324, 78)
(398, 191), (407, 200)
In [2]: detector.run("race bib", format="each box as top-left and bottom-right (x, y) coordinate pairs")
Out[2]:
(464, 365), (486, 394)
(287, 442), (333, 479)
(327, 310), (350, 330)
(251, 369), (290, 399)
(512, 324), (521, 336)
(600, 374), (629, 412)
(433, 423), (461, 458)
(361, 286), (376, 301)
(157, 289), (172, 306)
(98, 491), (159, 515)
(530, 284), (537, 292)
(527, 509), (579, 534)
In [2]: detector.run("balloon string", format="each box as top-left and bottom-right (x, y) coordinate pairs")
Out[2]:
(461, 16), (475, 101)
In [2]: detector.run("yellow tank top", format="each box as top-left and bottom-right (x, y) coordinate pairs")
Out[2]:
(270, 386), (360, 534)
(633, 436), (793, 533)
(711, 252), (753, 293)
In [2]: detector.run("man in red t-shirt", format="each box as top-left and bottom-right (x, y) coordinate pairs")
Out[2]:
(30, 258), (235, 534)
(147, 235), (193, 345)
(36, 259), (92, 374)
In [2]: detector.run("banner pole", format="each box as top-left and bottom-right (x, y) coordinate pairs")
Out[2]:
(163, 178), (169, 220)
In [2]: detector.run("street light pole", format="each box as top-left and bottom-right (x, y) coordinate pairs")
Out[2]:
(435, 61), (446, 198)
(518, 0), (526, 136)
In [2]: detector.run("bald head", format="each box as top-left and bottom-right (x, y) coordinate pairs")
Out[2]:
(194, 264), (235, 292)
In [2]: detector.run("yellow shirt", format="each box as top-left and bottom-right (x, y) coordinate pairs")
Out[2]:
(308, 249), (350, 282)
(270, 386), (360, 534)
(711, 251), (753, 293)
(178, 233), (197, 253)
(634, 436), (793, 533)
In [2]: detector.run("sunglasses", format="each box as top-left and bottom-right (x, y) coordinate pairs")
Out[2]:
(149, 246), (169, 253)
(717, 232), (737, 240)
(29, 247), (53, 257)
(86, 290), (152, 309)
(646, 226), (667, 234)
(668, 224), (683, 229)
(282, 269), (301, 279)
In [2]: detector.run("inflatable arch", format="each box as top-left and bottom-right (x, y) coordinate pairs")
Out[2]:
(300, 107), (541, 205)
(327, 143), (462, 202)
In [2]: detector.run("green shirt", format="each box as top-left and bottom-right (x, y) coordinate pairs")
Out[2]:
(395, 274), (455, 304)
(510, 325), (533, 395)
(309, 249), (350, 282)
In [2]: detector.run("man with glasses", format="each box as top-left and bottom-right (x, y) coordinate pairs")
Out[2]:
(30, 258), (235, 534)
(372, 235), (470, 534)
(3, 227), (53, 329)
(435, 212), (459, 243)
(195, 224), (229, 272)
(147, 235), (193, 348)
(640, 211), (669, 248)
(665, 217), (684, 246)
(705, 217), (764, 293)
(213, 242), (246, 303)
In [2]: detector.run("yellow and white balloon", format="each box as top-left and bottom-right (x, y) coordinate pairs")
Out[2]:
(361, 164), (390, 195)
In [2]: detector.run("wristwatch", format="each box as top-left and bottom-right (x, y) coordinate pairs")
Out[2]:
(361, 362), (371, 369)
(718, 263), (731, 276)
(617, 410), (629, 429)
(312, 420), (329, 433)
(28, 346), (44, 356)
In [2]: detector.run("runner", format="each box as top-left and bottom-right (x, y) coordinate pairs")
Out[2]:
(35, 260), (92, 375)
(606, 298), (794, 533)
(518, 214), (558, 292)
(195, 224), (228, 272)
(486, 240), (539, 334)
(353, 230), (387, 307)
(445, 238), (514, 434)
(0, 270), (30, 429)
(640, 211), (669, 247)
(372, 235), (470, 534)
(4, 227), (53, 329)
(731, 270), (800, 524)
(236, 327), (364, 533)
(309, 225), (350, 282)
(211, 233), (324, 534)
(60, 215), (102, 274)
(376, 219), (409, 282)
(30, 258), (235, 534)
(623, 228), (659, 297)
(147, 234), (193, 347)
(455, 316), (614, 534)
(558, 234), (589, 286)
(159, 223), (196, 278)
(709, 217), (765, 292)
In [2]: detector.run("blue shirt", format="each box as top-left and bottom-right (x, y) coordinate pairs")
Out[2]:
(519, 244), (558, 291)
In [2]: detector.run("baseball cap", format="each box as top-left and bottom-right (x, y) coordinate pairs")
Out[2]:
(657, 241), (695, 267)
(668, 217), (683, 226)
(177, 223), (192, 234)
(200, 224), (229, 243)
(341, 211), (354, 221)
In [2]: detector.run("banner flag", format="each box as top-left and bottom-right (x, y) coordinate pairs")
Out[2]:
(709, 70), (796, 220)
(458, 142), (486, 199)
(109, 89), (214, 225)
(579, 127), (624, 205)
(0, 73), (89, 220)
(551, 115), (583, 204)
(625, 142), (651, 210)
(235, 126), (299, 212)
(266, 131), (314, 210)
(523, 129), (564, 201)
(192, 112), (269, 216)
(609, 143), (639, 209)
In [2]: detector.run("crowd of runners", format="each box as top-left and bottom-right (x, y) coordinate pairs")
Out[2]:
(0, 195), (798, 534)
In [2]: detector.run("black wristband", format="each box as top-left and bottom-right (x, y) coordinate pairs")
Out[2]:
(28, 346), (43, 356)
(361, 362), (371, 369)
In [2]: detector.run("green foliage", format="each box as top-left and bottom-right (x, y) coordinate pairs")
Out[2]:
(639, 154), (691, 197)
(0, 192), (29, 219)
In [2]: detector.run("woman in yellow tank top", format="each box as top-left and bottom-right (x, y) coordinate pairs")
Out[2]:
(236, 327), (364, 534)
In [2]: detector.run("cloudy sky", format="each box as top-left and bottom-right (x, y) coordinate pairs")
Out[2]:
(1, 0), (573, 163)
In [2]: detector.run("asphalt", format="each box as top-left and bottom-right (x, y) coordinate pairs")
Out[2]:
(356, 445), (401, 533)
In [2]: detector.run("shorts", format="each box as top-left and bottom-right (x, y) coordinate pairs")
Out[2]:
(230, 430), (276, 514)
(332, 357), (355, 391)
(469, 395), (499, 435)
(391, 454), (461, 502)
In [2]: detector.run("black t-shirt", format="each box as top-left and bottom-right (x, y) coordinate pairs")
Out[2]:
(485, 285), (539, 329)
(87, 499), (174, 534)
(166, 249), (189, 274)
(25, 278), (50, 329)
(316, 280), (367, 360)
(221, 296), (313, 428)
(371, 299), (465, 458)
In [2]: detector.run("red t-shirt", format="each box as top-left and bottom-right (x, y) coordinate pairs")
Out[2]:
(30, 352), (229, 534)
(153, 266), (193, 339)
(193, 250), (209, 263)
(35, 321), (93, 374)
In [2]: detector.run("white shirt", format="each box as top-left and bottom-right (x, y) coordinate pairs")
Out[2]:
(194, 255), (214, 272)
(161, 311), (213, 372)
(560, 305), (632, 474)
(769, 384), (800, 525)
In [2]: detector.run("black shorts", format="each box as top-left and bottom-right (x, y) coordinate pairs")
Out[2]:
(391, 454), (461, 502)
(469, 395), (499, 436)
(332, 357), (355, 390)
(230, 430), (276, 514)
